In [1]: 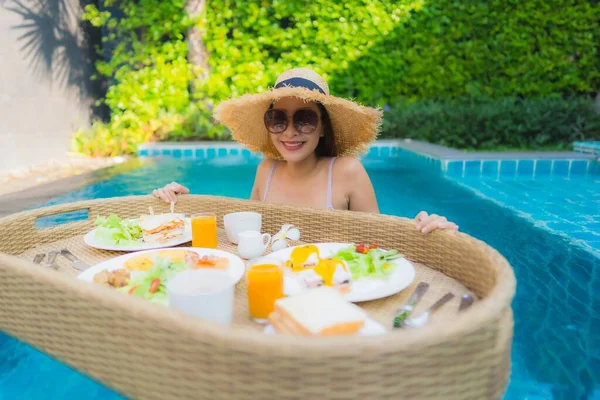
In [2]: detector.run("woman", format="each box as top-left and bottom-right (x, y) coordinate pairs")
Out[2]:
(153, 68), (457, 234)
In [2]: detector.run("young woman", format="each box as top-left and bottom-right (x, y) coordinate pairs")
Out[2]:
(153, 68), (457, 234)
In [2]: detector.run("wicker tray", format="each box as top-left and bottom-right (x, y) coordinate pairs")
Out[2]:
(0, 195), (516, 400)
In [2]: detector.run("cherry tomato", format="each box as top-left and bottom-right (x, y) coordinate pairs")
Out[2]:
(149, 278), (161, 294)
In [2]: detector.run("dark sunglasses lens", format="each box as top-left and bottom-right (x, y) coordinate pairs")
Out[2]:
(264, 110), (288, 133)
(293, 109), (319, 133)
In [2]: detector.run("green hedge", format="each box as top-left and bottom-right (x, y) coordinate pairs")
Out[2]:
(74, 0), (600, 156)
(204, 0), (600, 104)
(383, 96), (600, 151)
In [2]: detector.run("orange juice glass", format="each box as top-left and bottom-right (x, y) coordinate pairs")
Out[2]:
(191, 212), (218, 248)
(246, 258), (284, 323)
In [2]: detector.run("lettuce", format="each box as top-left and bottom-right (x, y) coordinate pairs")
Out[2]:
(120, 257), (187, 305)
(335, 245), (402, 280)
(94, 214), (143, 246)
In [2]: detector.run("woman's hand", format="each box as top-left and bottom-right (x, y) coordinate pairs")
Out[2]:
(414, 211), (458, 234)
(152, 182), (190, 203)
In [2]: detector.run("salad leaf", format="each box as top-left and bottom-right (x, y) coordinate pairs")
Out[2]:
(94, 214), (143, 246)
(120, 256), (186, 305)
(335, 245), (402, 280)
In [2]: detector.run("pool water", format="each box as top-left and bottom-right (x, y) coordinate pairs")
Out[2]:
(452, 174), (600, 256)
(1, 156), (599, 399)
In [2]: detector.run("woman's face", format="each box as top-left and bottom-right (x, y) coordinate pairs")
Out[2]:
(266, 97), (323, 163)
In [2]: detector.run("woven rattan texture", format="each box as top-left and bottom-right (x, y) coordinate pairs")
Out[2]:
(0, 195), (516, 400)
(17, 228), (472, 332)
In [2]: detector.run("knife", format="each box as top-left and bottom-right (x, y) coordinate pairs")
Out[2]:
(60, 249), (89, 271)
(393, 281), (429, 328)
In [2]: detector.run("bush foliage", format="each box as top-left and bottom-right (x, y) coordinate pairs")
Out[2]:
(74, 0), (600, 156)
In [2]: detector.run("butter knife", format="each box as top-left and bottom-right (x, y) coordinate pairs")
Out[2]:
(393, 281), (429, 328)
(60, 249), (89, 271)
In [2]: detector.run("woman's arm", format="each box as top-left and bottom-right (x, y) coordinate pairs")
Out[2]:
(250, 159), (275, 201)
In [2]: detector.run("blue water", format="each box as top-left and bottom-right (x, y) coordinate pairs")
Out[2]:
(1, 156), (599, 399)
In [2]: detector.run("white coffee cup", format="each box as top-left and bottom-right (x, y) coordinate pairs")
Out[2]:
(166, 269), (235, 326)
(237, 230), (271, 260)
(223, 212), (262, 244)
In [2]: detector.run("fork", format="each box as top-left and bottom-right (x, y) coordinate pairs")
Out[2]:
(396, 292), (455, 329)
(393, 282), (429, 328)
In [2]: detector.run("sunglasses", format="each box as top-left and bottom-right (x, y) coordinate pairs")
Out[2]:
(264, 108), (320, 134)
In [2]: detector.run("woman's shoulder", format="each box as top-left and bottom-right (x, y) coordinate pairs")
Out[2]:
(332, 156), (367, 175)
(256, 158), (278, 173)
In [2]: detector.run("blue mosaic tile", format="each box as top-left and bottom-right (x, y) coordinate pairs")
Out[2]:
(218, 148), (227, 157)
(207, 148), (216, 159)
(139, 149), (149, 157)
(464, 160), (481, 176)
(553, 160), (569, 175)
(183, 149), (193, 158)
(517, 160), (534, 176)
(391, 147), (397, 156)
(368, 147), (378, 157)
(500, 160), (517, 177)
(482, 161), (499, 176)
(380, 146), (390, 157)
(446, 161), (464, 176)
(172, 149), (183, 158)
(161, 149), (171, 156)
(195, 149), (205, 158)
(535, 160), (552, 175)
(570, 160), (587, 175)
(230, 148), (239, 156)
(242, 149), (251, 158)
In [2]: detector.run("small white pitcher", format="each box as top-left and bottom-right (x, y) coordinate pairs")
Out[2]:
(237, 230), (271, 260)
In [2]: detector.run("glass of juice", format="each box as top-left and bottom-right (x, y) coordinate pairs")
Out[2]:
(246, 257), (284, 324)
(191, 212), (218, 248)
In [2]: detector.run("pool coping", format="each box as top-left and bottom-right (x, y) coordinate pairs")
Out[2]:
(138, 139), (599, 178)
(0, 159), (153, 218)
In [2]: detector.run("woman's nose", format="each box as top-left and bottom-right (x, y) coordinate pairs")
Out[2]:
(281, 122), (299, 138)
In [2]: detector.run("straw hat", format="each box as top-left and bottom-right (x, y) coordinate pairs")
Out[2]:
(213, 67), (382, 160)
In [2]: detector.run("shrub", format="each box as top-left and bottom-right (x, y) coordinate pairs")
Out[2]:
(382, 96), (600, 150)
(74, 0), (600, 156)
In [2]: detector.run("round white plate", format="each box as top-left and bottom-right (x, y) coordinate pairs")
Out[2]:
(271, 242), (415, 303)
(83, 218), (192, 252)
(264, 317), (387, 336)
(77, 247), (246, 297)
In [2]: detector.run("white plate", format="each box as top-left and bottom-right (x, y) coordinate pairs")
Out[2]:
(271, 242), (415, 303)
(83, 218), (192, 252)
(77, 247), (246, 302)
(264, 317), (387, 336)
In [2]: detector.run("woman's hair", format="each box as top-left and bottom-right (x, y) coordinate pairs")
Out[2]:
(315, 102), (337, 157)
(267, 101), (337, 157)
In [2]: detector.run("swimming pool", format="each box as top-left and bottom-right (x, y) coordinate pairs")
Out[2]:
(1, 153), (599, 399)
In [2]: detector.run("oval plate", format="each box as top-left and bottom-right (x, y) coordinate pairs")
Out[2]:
(77, 247), (246, 303)
(271, 242), (416, 303)
(83, 218), (192, 252)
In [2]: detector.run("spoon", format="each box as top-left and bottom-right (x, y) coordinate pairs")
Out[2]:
(459, 293), (475, 312)
(397, 292), (455, 329)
